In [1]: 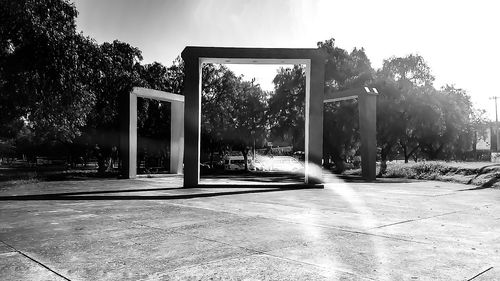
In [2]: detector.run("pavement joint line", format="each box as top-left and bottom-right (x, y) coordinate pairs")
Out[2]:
(256, 251), (377, 280)
(83, 207), (365, 277)
(164, 238), (369, 280)
(61, 199), (383, 277)
(370, 204), (492, 229)
(239, 199), (363, 214)
(62, 206), (261, 259)
(466, 266), (493, 281)
(165, 201), (429, 244)
(76, 209), (265, 256)
(114, 217), (353, 275)
(0, 239), (71, 281)
(253, 242), (381, 281)
(164, 250), (374, 281)
(164, 251), (262, 273)
(262, 216), (430, 244)
(426, 192), (458, 197)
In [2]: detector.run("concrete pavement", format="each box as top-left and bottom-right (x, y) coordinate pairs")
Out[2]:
(0, 175), (499, 280)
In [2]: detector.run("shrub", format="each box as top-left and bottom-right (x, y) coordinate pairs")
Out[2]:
(384, 162), (458, 180)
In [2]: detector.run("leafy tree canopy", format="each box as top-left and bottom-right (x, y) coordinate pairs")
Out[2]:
(0, 0), (98, 142)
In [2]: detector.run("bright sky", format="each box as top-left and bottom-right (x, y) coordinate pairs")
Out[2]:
(73, 0), (500, 119)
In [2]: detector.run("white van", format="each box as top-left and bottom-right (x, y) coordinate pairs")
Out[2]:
(223, 155), (248, 171)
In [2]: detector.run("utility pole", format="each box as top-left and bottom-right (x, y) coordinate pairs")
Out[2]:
(490, 96), (500, 152)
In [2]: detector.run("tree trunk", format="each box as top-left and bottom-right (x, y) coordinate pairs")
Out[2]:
(379, 152), (387, 176)
(473, 131), (477, 160)
(331, 154), (345, 174)
(378, 143), (395, 176)
(97, 158), (106, 174)
(209, 147), (214, 167)
(241, 148), (249, 171)
(402, 145), (409, 163)
(427, 144), (443, 160)
(105, 157), (112, 172)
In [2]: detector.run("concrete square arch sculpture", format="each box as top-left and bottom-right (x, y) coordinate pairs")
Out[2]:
(119, 87), (184, 178)
(120, 46), (377, 186)
(324, 87), (378, 180)
(181, 47), (327, 187)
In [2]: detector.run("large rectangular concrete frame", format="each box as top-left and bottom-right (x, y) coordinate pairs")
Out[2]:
(181, 47), (326, 187)
(324, 87), (378, 180)
(120, 87), (184, 178)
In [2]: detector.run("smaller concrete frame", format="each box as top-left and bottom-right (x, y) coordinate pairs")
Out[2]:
(324, 87), (378, 180)
(119, 87), (184, 179)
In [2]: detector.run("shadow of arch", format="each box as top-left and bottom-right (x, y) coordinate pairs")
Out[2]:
(0, 185), (321, 201)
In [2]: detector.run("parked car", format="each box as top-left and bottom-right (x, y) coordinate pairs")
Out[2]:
(249, 158), (267, 171)
(223, 156), (248, 171)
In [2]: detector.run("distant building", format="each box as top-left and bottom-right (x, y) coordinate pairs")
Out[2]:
(477, 127), (491, 150)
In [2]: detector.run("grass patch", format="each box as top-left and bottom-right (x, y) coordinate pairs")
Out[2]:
(0, 167), (119, 189)
(373, 161), (500, 189)
(385, 162), (457, 180)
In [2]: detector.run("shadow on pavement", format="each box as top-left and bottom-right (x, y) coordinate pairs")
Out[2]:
(200, 171), (305, 183)
(1, 187), (184, 197)
(333, 175), (416, 183)
(0, 185), (321, 201)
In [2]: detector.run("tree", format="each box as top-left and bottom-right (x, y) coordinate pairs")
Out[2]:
(416, 85), (475, 160)
(375, 54), (483, 166)
(409, 86), (446, 160)
(267, 65), (306, 151)
(470, 108), (489, 159)
(135, 58), (185, 172)
(200, 63), (239, 162)
(323, 100), (360, 172)
(378, 54), (436, 163)
(82, 40), (144, 172)
(230, 79), (268, 170)
(0, 0), (98, 143)
(372, 77), (404, 174)
(200, 64), (267, 170)
(381, 54), (434, 87)
(318, 38), (352, 89)
(141, 56), (184, 94)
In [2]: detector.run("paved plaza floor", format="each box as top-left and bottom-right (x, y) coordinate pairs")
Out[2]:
(0, 174), (499, 280)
